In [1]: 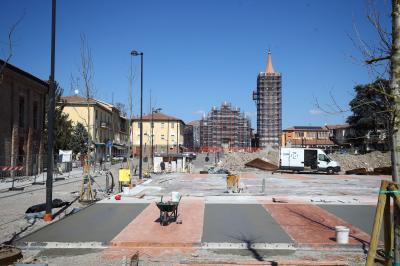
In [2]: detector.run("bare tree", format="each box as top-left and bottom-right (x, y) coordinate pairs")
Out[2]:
(115, 102), (127, 117)
(349, 0), (399, 262)
(68, 34), (96, 150)
(0, 12), (25, 80)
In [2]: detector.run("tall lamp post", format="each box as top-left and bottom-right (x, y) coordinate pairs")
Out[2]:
(44, 0), (57, 222)
(131, 50), (143, 179)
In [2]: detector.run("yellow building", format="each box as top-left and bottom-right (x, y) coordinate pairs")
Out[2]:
(60, 95), (129, 158)
(131, 112), (185, 155)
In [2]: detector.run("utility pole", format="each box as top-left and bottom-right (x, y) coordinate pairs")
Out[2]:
(44, 0), (56, 222)
(391, 0), (400, 263)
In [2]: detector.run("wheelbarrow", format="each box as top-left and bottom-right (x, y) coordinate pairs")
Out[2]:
(156, 195), (182, 226)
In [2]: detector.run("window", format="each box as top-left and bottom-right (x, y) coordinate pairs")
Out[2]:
(161, 122), (165, 128)
(161, 134), (165, 140)
(33, 102), (38, 129)
(318, 154), (330, 162)
(19, 96), (25, 128)
(171, 122), (175, 128)
(138, 122), (141, 128)
(294, 131), (304, 138)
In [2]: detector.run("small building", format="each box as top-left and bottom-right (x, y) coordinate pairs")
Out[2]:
(184, 120), (200, 151)
(281, 126), (335, 150)
(0, 59), (48, 175)
(153, 153), (193, 173)
(131, 112), (185, 155)
(325, 124), (352, 147)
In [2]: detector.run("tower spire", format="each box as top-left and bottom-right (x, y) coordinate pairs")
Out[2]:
(266, 49), (275, 74)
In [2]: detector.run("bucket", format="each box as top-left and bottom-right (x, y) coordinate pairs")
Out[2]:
(123, 186), (130, 195)
(171, 191), (180, 202)
(335, 226), (350, 244)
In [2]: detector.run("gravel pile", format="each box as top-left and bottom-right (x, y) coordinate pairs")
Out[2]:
(219, 146), (279, 172)
(329, 151), (391, 171)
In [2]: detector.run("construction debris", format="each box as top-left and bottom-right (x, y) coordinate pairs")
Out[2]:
(219, 146), (279, 172)
(0, 245), (22, 265)
(329, 151), (390, 172)
(245, 158), (278, 171)
(345, 166), (392, 175)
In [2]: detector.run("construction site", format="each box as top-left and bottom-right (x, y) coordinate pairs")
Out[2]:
(199, 102), (252, 152)
(0, 148), (398, 266)
(2, 1), (400, 265)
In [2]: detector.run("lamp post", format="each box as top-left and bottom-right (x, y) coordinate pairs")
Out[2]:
(44, 0), (57, 222)
(131, 50), (143, 179)
(151, 107), (161, 163)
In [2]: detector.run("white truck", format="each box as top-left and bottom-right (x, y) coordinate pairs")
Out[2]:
(279, 148), (341, 174)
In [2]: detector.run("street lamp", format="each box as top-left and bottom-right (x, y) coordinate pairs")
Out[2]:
(151, 107), (162, 167)
(131, 50), (143, 179)
(44, 0), (57, 222)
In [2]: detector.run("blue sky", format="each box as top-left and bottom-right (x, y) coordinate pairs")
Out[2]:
(1, 0), (390, 129)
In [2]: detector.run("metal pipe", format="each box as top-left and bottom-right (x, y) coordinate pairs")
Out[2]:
(138, 53), (143, 179)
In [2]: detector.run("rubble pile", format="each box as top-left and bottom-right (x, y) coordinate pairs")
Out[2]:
(219, 147), (279, 172)
(329, 151), (391, 172)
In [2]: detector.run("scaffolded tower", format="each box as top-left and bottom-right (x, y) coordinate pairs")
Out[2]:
(200, 102), (251, 151)
(253, 50), (282, 148)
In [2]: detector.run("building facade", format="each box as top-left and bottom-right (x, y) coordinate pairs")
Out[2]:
(0, 60), (48, 175)
(281, 126), (335, 150)
(131, 112), (185, 155)
(60, 95), (129, 159)
(199, 102), (251, 151)
(184, 120), (200, 151)
(253, 50), (282, 148)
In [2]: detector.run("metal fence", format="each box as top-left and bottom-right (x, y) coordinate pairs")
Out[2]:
(0, 154), (89, 191)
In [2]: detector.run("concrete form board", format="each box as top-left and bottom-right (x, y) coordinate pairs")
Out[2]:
(202, 204), (292, 244)
(318, 204), (383, 241)
(17, 203), (148, 244)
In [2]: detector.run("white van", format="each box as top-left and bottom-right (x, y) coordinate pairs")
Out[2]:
(280, 148), (340, 174)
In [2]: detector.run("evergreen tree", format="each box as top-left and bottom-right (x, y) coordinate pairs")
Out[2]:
(70, 122), (89, 154)
(346, 79), (392, 149)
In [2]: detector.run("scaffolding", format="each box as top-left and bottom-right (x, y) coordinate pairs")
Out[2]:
(200, 102), (251, 151)
(253, 72), (282, 148)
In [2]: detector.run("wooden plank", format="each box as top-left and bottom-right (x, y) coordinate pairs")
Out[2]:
(366, 180), (388, 266)
(384, 194), (393, 266)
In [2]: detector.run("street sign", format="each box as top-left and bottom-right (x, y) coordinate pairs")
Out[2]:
(106, 140), (113, 148)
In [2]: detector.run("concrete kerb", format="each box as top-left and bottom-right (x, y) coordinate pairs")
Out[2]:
(17, 241), (108, 250)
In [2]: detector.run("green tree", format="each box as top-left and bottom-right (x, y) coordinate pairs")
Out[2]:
(346, 79), (392, 150)
(70, 122), (89, 154)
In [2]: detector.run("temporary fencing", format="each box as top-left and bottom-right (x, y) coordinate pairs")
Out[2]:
(0, 154), (85, 191)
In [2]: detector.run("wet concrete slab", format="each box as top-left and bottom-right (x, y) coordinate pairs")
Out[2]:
(17, 203), (148, 244)
(202, 204), (292, 244)
(318, 204), (383, 241)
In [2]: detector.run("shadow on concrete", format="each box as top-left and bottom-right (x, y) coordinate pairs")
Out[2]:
(289, 208), (369, 254)
(226, 231), (264, 261)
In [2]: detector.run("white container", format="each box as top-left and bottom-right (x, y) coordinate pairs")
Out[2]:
(123, 186), (130, 195)
(171, 191), (180, 202)
(335, 226), (350, 244)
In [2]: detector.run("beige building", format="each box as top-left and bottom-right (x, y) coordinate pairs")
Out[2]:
(131, 112), (185, 155)
(60, 95), (129, 159)
(0, 59), (48, 175)
(281, 126), (335, 150)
